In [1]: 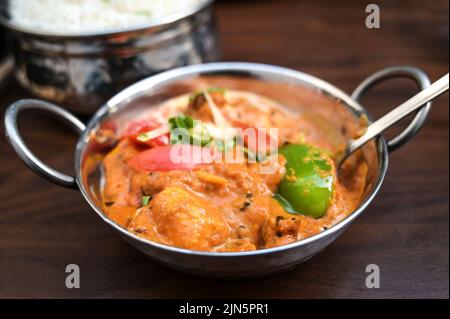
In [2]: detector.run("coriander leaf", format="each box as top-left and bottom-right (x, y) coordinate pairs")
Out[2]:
(141, 195), (152, 206)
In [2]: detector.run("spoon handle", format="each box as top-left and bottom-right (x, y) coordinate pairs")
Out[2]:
(347, 73), (449, 155)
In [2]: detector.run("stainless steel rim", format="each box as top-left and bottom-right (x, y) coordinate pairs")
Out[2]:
(0, 0), (214, 38)
(74, 62), (389, 257)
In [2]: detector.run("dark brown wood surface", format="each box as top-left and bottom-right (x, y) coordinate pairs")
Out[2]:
(0, 0), (448, 298)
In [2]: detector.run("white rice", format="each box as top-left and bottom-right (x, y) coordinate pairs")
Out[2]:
(9, 0), (203, 34)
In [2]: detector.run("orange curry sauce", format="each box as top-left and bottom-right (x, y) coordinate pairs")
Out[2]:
(96, 89), (368, 252)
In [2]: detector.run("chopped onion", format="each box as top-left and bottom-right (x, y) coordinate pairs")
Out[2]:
(137, 125), (170, 142)
(203, 91), (232, 128)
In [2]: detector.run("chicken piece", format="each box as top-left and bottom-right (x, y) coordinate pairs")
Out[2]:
(128, 187), (229, 251)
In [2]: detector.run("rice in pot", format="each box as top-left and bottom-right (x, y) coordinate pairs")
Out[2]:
(9, 0), (203, 34)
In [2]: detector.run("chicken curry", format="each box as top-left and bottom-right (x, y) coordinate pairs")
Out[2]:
(93, 88), (369, 252)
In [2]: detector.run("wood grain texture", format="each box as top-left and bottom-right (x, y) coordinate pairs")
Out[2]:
(0, 0), (448, 298)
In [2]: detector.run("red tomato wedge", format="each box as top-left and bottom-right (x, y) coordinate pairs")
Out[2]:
(233, 121), (278, 154)
(128, 145), (220, 172)
(123, 119), (169, 147)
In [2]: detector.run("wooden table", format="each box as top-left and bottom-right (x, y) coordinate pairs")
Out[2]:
(0, 0), (448, 298)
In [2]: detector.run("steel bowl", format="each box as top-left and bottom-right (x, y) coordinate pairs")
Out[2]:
(4, 62), (432, 277)
(0, 0), (219, 114)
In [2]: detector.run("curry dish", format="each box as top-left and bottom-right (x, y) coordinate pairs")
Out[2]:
(94, 88), (368, 252)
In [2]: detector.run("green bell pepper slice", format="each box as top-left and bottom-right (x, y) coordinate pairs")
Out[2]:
(276, 143), (334, 218)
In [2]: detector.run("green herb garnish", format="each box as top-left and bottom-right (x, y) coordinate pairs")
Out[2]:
(169, 114), (194, 130)
(169, 114), (212, 146)
(214, 135), (237, 152)
(243, 146), (261, 162)
(141, 196), (152, 206)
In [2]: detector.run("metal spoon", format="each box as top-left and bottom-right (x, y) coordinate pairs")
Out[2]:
(338, 73), (449, 167)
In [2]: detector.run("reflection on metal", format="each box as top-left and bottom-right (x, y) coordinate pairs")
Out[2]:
(0, 55), (14, 89)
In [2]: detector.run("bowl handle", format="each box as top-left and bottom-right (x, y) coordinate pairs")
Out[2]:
(351, 66), (431, 152)
(4, 99), (86, 189)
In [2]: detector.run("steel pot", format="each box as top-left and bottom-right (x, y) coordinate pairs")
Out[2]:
(0, 0), (219, 114)
(4, 62), (432, 277)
